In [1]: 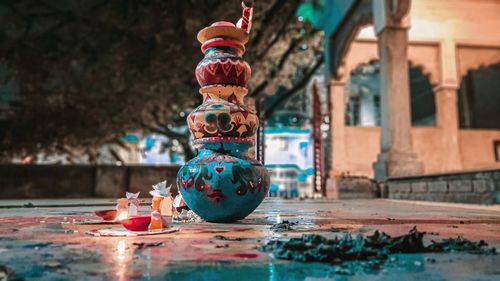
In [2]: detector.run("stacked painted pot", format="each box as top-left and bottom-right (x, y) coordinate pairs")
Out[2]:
(176, 5), (270, 223)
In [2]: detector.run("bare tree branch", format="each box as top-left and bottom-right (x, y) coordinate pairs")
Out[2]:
(262, 53), (324, 118)
(251, 0), (290, 46)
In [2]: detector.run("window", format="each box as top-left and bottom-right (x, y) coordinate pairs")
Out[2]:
(276, 139), (288, 151)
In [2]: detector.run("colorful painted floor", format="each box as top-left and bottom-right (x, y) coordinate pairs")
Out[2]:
(0, 198), (499, 280)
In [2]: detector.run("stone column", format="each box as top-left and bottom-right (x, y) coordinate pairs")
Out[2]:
(434, 40), (462, 171)
(435, 86), (462, 171)
(330, 79), (349, 176)
(372, 0), (423, 181)
(326, 78), (347, 199)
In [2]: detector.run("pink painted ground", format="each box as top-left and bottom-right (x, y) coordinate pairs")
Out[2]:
(0, 198), (499, 280)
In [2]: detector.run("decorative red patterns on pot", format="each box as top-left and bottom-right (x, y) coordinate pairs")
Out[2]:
(195, 56), (251, 87)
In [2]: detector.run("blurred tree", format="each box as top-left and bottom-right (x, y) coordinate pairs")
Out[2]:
(0, 0), (322, 163)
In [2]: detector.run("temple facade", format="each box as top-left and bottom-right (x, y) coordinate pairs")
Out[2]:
(324, 0), (500, 203)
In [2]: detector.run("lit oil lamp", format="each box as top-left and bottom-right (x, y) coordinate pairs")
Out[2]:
(96, 192), (139, 222)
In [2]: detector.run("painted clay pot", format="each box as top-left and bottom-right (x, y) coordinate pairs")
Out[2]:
(195, 48), (251, 87)
(178, 11), (267, 222)
(187, 90), (258, 140)
(197, 21), (249, 44)
(200, 85), (247, 103)
(177, 141), (269, 222)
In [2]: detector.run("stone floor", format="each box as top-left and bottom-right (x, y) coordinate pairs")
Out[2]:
(0, 198), (499, 280)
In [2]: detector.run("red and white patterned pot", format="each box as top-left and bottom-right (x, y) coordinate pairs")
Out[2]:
(195, 54), (251, 87)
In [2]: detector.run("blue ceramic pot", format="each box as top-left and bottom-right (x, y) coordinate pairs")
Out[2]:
(177, 141), (269, 222)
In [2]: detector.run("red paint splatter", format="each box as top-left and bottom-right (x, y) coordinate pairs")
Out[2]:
(233, 253), (258, 259)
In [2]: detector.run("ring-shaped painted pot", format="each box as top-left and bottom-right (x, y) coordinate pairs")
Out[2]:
(177, 141), (269, 222)
(187, 96), (258, 139)
(195, 49), (251, 87)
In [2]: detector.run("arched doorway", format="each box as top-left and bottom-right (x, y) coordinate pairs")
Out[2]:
(458, 63), (500, 129)
(345, 60), (436, 127)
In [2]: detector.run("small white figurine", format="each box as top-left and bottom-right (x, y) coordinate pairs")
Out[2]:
(126, 191), (140, 216)
(150, 181), (173, 216)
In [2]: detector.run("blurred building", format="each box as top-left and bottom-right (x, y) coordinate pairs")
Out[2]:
(265, 128), (314, 198)
(263, 85), (323, 198)
(320, 0), (500, 203)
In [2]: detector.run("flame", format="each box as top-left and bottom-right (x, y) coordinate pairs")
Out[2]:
(116, 211), (128, 221)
